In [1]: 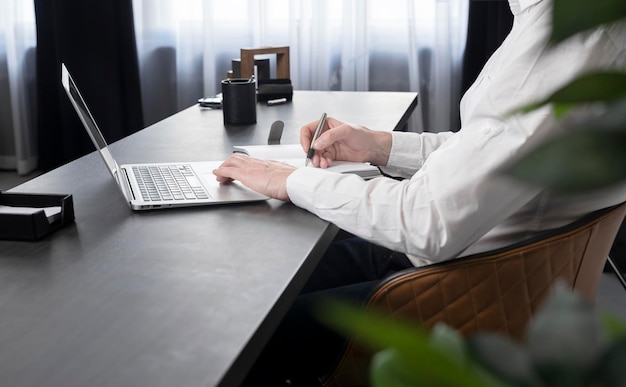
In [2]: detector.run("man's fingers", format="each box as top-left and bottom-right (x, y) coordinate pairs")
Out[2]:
(215, 176), (232, 184)
(300, 119), (320, 151)
(213, 154), (248, 181)
(314, 122), (349, 150)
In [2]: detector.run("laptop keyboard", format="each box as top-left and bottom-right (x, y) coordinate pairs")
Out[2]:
(132, 165), (210, 201)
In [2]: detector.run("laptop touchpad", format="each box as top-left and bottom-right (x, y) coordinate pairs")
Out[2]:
(201, 174), (267, 201)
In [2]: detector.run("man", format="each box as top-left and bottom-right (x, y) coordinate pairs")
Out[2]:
(214, 0), (626, 384)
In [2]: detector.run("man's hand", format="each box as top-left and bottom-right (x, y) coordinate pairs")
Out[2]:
(300, 116), (392, 169)
(213, 154), (296, 202)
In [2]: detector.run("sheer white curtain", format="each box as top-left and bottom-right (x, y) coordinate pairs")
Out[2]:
(132, 0), (468, 132)
(0, 0), (467, 176)
(0, 0), (38, 175)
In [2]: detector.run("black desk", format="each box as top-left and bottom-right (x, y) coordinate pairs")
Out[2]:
(0, 91), (417, 387)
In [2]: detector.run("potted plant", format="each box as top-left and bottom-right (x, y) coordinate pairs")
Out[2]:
(323, 282), (626, 387)
(321, 0), (626, 385)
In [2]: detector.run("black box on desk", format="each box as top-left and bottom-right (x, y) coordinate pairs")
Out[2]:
(0, 191), (75, 241)
(257, 78), (293, 102)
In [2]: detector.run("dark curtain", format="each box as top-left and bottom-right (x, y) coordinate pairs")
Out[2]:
(34, 0), (144, 172)
(461, 0), (514, 94)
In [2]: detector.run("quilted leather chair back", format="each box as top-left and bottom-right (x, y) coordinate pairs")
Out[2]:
(323, 202), (626, 387)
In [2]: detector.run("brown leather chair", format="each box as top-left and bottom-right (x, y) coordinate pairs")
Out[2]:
(322, 201), (626, 387)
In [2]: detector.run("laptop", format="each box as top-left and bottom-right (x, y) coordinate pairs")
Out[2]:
(60, 63), (268, 210)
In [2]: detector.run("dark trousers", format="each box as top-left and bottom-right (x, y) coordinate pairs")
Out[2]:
(242, 236), (413, 386)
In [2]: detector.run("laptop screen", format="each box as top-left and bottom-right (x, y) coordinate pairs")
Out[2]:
(61, 63), (119, 178)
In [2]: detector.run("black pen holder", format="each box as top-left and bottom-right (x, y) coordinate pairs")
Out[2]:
(221, 78), (257, 125)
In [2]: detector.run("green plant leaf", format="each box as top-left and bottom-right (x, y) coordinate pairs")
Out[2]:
(317, 301), (506, 387)
(501, 129), (626, 194)
(369, 348), (413, 387)
(317, 300), (431, 356)
(552, 103), (576, 119)
(548, 72), (626, 104)
(550, 0), (626, 45)
(467, 333), (539, 387)
(369, 347), (507, 387)
(370, 348), (438, 387)
(526, 283), (608, 385)
(512, 72), (626, 115)
(429, 324), (466, 366)
(601, 312), (626, 340)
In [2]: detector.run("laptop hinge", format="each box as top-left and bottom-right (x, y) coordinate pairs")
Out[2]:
(119, 168), (137, 201)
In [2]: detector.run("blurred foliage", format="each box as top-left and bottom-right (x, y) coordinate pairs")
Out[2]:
(320, 0), (626, 385)
(550, 0), (626, 45)
(502, 0), (626, 193)
(321, 283), (626, 387)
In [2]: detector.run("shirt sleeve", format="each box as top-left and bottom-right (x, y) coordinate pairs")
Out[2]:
(287, 5), (626, 266)
(379, 131), (455, 178)
(286, 111), (545, 264)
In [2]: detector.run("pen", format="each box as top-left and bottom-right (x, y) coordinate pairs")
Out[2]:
(267, 97), (288, 106)
(305, 112), (327, 166)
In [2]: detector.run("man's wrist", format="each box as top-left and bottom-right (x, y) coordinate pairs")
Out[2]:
(370, 131), (392, 166)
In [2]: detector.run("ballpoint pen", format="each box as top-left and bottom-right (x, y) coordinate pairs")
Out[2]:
(305, 112), (327, 166)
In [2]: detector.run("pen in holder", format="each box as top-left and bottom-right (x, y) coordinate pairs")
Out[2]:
(221, 77), (257, 125)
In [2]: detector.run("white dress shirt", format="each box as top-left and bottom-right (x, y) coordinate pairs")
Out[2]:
(287, 0), (626, 267)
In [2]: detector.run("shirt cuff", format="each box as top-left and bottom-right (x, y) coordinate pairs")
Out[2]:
(286, 167), (345, 212)
(380, 132), (424, 177)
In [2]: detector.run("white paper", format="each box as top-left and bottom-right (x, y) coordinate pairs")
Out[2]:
(234, 144), (381, 179)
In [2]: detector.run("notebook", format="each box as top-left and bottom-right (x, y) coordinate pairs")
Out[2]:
(60, 63), (268, 210)
(233, 144), (381, 180)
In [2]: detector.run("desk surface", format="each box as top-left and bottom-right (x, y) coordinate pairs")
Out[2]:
(0, 91), (417, 387)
